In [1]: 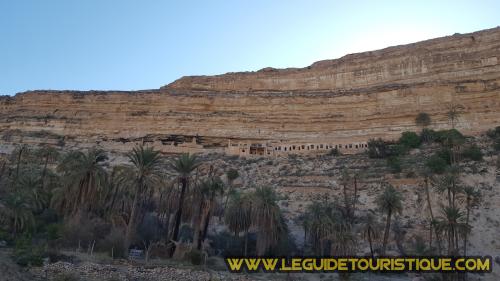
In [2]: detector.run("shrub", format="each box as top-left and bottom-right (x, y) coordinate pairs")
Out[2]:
(367, 138), (390, 158)
(389, 144), (409, 156)
(98, 228), (126, 259)
(415, 112), (431, 128)
(328, 148), (340, 156)
(425, 154), (448, 174)
(494, 139), (500, 151)
(186, 249), (203, 265)
(399, 132), (421, 148)
(226, 169), (239, 181)
(435, 129), (465, 146)
(13, 235), (44, 267)
(420, 128), (437, 143)
(436, 148), (452, 165)
(387, 156), (402, 173)
(486, 126), (500, 138)
(462, 145), (483, 161)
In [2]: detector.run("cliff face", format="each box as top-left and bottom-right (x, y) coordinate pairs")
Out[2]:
(1, 27), (500, 151)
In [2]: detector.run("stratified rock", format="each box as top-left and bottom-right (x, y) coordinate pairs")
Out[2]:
(1, 27), (500, 152)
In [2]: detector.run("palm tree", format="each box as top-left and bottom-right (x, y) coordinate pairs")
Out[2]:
(224, 191), (252, 256)
(376, 182), (403, 255)
(433, 167), (462, 209)
(122, 146), (164, 254)
(36, 146), (59, 187)
(361, 212), (380, 257)
(435, 206), (468, 255)
(15, 145), (27, 181)
(250, 186), (285, 256)
(303, 202), (331, 255)
(196, 177), (224, 250)
(460, 186), (480, 256)
(446, 103), (464, 129)
(55, 148), (108, 216)
(223, 169), (239, 211)
(169, 153), (200, 255)
(0, 191), (35, 235)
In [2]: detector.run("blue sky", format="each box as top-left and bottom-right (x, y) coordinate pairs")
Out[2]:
(0, 1), (499, 95)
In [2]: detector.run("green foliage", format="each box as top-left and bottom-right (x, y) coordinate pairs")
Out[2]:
(486, 126), (500, 139)
(399, 131), (421, 148)
(367, 138), (390, 158)
(415, 112), (431, 128)
(389, 144), (409, 156)
(376, 183), (403, 215)
(327, 148), (340, 156)
(436, 148), (452, 165)
(46, 223), (62, 241)
(386, 156), (402, 173)
(425, 154), (448, 174)
(420, 128), (437, 143)
(226, 168), (239, 182)
(13, 235), (44, 267)
(461, 145), (483, 161)
(435, 129), (465, 147)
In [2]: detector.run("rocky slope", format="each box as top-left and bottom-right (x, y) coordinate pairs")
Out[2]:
(1, 27), (500, 152)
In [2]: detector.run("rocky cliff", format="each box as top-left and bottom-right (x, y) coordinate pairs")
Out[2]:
(1, 27), (500, 152)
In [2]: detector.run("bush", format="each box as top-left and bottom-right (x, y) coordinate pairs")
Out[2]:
(13, 235), (44, 267)
(494, 139), (500, 151)
(462, 145), (483, 161)
(399, 132), (421, 148)
(367, 138), (390, 158)
(425, 154), (448, 174)
(328, 148), (340, 156)
(389, 144), (409, 156)
(486, 126), (500, 138)
(387, 156), (402, 173)
(98, 228), (126, 259)
(435, 129), (465, 146)
(420, 128), (437, 143)
(415, 112), (431, 128)
(186, 249), (203, 265)
(436, 148), (452, 165)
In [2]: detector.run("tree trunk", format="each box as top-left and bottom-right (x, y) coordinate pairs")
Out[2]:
(15, 146), (24, 183)
(464, 203), (470, 257)
(244, 229), (249, 257)
(199, 207), (212, 250)
(353, 176), (358, 218)
(192, 199), (205, 250)
(424, 177), (435, 249)
(368, 228), (374, 258)
(381, 209), (392, 255)
(41, 153), (49, 188)
(124, 184), (141, 256)
(0, 161), (6, 183)
(169, 177), (188, 257)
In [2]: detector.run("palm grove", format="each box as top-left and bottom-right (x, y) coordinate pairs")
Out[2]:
(0, 109), (496, 275)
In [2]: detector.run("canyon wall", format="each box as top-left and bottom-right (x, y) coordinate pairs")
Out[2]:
(1, 27), (500, 152)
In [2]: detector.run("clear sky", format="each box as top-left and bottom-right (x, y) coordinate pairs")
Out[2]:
(0, 0), (499, 95)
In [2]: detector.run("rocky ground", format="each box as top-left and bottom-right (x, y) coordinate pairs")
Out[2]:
(1, 136), (499, 280)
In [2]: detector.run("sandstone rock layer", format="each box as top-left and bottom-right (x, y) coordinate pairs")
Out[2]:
(1, 27), (500, 150)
